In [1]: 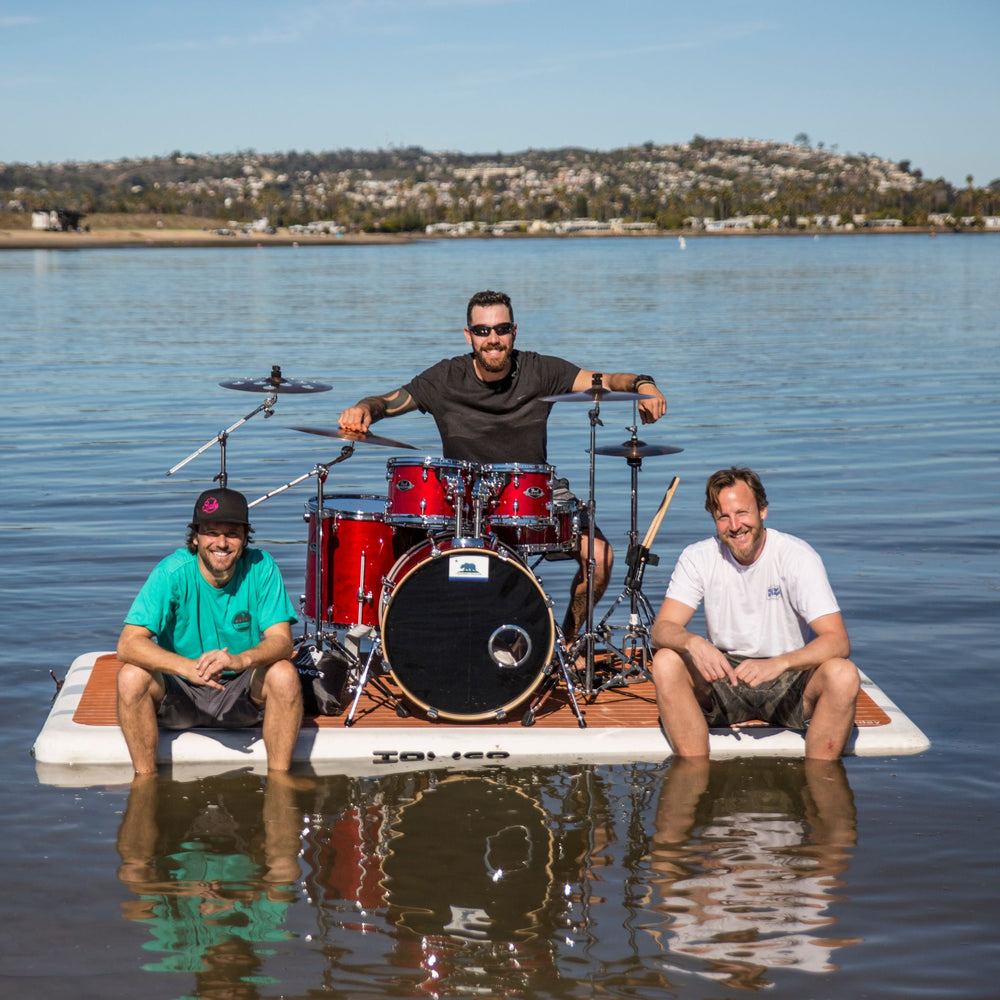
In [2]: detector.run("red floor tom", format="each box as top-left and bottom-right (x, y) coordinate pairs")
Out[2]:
(304, 495), (397, 628)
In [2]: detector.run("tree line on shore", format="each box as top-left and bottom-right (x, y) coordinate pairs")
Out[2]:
(3, 137), (997, 233)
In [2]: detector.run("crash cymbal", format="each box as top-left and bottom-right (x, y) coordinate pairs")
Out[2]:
(287, 425), (418, 450)
(541, 388), (656, 403)
(594, 439), (684, 458)
(220, 365), (332, 394)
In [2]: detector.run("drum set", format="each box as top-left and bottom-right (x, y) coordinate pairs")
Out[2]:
(168, 366), (683, 728)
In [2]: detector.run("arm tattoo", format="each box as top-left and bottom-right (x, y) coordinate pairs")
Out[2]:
(358, 387), (414, 421)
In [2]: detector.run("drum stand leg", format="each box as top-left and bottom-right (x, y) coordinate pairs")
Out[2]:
(344, 632), (410, 726)
(522, 633), (587, 728)
(593, 585), (658, 690)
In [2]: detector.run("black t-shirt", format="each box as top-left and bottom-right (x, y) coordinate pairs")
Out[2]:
(403, 350), (580, 465)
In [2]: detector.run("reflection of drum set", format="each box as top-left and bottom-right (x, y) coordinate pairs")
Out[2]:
(167, 366), (683, 728)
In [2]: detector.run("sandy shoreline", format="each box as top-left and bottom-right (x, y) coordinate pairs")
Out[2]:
(0, 228), (417, 249)
(0, 225), (981, 250)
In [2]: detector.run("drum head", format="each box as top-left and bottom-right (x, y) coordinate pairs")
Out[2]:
(382, 543), (553, 721)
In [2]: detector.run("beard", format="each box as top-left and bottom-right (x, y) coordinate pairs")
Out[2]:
(473, 339), (513, 375)
(720, 522), (765, 565)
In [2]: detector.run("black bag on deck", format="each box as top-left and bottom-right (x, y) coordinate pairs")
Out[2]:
(294, 643), (352, 717)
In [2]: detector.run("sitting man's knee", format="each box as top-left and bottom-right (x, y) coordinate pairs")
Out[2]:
(263, 660), (303, 703)
(824, 657), (860, 697)
(117, 662), (153, 700)
(650, 647), (686, 685)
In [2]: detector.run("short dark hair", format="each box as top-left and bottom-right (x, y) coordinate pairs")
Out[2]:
(466, 289), (513, 327)
(704, 467), (768, 515)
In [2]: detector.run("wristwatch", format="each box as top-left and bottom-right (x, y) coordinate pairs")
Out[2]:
(631, 374), (657, 394)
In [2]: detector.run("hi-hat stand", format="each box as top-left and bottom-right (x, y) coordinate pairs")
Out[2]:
(595, 474), (680, 689)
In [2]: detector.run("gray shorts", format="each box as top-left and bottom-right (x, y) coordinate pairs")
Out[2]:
(157, 670), (264, 730)
(703, 653), (813, 730)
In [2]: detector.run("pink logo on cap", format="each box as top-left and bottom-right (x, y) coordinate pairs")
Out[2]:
(201, 497), (220, 514)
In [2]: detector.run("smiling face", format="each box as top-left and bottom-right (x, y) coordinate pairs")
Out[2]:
(195, 522), (248, 586)
(712, 479), (768, 565)
(464, 302), (516, 380)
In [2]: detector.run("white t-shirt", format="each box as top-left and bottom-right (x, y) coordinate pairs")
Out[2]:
(664, 528), (840, 658)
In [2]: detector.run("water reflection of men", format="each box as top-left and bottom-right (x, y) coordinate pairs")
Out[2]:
(116, 773), (307, 999)
(646, 758), (860, 990)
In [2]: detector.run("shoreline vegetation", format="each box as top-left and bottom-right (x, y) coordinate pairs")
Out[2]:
(0, 221), (992, 250)
(4, 138), (998, 250)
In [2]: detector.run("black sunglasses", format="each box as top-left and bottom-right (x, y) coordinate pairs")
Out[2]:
(468, 322), (515, 338)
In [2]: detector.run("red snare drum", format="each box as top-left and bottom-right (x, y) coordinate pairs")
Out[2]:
(380, 536), (554, 721)
(304, 495), (398, 628)
(478, 462), (554, 528)
(386, 457), (474, 529)
(491, 498), (581, 555)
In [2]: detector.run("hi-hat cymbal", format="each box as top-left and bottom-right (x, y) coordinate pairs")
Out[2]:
(541, 388), (656, 403)
(288, 425), (418, 450)
(594, 439), (684, 458)
(220, 365), (332, 394)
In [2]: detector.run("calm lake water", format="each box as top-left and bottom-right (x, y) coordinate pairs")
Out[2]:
(3, 234), (998, 998)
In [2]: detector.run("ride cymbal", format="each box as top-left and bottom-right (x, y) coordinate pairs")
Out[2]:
(220, 365), (332, 394)
(287, 425), (418, 450)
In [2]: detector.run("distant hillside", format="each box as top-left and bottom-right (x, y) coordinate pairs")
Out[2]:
(2, 137), (997, 233)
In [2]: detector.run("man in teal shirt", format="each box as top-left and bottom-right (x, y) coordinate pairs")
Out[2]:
(117, 488), (302, 774)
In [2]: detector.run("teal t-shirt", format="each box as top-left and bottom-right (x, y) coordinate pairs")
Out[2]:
(125, 548), (296, 659)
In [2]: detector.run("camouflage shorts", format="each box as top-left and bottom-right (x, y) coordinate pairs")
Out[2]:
(702, 653), (813, 730)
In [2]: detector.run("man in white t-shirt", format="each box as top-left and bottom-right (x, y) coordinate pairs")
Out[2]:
(650, 467), (859, 759)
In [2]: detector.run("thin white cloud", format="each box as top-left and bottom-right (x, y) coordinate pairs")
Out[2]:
(1, 15), (40, 27)
(446, 20), (775, 87)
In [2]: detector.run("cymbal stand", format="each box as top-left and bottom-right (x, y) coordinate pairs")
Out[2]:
(247, 447), (355, 648)
(166, 393), (278, 487)
(570, 374), (604, 694)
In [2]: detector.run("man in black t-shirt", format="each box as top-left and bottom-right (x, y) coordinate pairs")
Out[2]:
(338, 289), (666, 640)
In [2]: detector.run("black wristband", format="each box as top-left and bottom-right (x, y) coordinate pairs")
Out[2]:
(631, 374), (656, 393)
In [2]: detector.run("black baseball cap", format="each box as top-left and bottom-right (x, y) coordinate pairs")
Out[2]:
(190, 488), (250, 527)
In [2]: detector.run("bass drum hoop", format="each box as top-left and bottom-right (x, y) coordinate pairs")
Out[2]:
(380, 539), (554, 722)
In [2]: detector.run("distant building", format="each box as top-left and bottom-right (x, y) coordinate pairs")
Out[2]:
(31, 209), (85, 232)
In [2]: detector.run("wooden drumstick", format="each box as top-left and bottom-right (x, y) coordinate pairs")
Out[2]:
(640, 476), (680, 551)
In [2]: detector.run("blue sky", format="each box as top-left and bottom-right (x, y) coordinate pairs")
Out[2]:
(3, 0), (997, 186)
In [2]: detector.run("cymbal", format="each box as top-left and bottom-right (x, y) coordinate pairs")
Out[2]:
(287, 425), (418, 450)
(541, 388), (656, 403)
(594, 439), (684, 458)
(220, 365), (332, 394)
